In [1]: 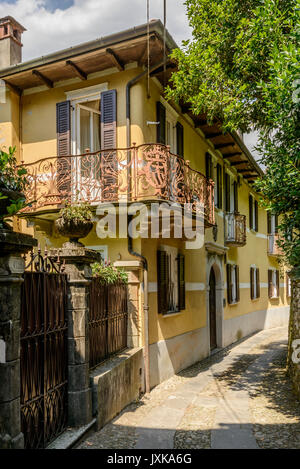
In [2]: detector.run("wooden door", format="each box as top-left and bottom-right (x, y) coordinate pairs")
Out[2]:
(209, 268), (217, 350)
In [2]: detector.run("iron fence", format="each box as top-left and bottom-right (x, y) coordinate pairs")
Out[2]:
(89, 280), (128, 369)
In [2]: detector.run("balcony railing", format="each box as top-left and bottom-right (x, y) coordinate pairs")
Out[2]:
(224, 212), (247, 247)
(20, 144), (215, 227)
(267, 234), (282, 256)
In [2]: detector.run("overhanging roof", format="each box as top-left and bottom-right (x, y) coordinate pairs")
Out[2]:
(0, 19), (263, 182)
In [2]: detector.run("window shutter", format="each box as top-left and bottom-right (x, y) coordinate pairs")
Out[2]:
(56, 100), (71, 196)
(249, 195), (253, 229)
(256, 268), (260, 298)
(275, 215), (279, 234)
(276, 270), (280, 297)
(205, 153), (212, 179)
(216, 164), (222, 209)
(255, 200), (258, 232)
(156, 102), (166, 144)
(250, 267), (255, 300)
(224, 173), (229, 212)
(177, 254), (185, 310)
(236, 265), (240, 302)
(176, 122), (184, 157)
(157, 251), (168, 314)
(267, 212), (272, 234)
(233, 181), (238, 213)
(268, 270), (273, 298)
(227, 264), (232, 304)
(101, 90), (117, 199)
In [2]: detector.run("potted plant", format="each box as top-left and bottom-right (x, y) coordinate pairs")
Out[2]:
(55, 202), (93, 244)
(0, 146), (29, 229)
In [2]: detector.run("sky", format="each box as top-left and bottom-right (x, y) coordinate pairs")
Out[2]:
(0, 0), (192, 62)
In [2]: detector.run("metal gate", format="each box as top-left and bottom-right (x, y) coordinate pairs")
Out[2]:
(89, 280), (128, 369)
(20, 251), (68, 449)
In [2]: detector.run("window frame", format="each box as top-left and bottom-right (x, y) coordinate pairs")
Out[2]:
(227, 263), (240, 305)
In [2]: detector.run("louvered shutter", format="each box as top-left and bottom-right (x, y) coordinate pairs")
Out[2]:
(256, 268), (260, 298)
(157, 250), (168, 314)
(217, 164), (222, 209)
(101, 90), (117, 200)
(236, 265), (240, 302)
(56, 100), (71, 197)
(276, 270), (280, 297)
(176, 122), (184, 157)
(268, 270), (273, 298)
(205, 153), (211, 179)
(267, 212), (272, 234)
(249, 195), (253, 229)
(177, 254), (185, 311)
(225, 173), (231, 212)
(250, 267), (255, 299)
(156, 102), (166, 144)
(227, 264), (232, 304)
(255, 200), (258, 232)
(275, 215), (279, 234)
(233, 181), (238, 213)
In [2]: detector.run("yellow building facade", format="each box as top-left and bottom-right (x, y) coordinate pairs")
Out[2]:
(0, 18), (290, 388)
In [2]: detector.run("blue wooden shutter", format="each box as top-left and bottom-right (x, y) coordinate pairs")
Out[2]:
(56, 100), (71, 197)
(100, 90), (117, 199)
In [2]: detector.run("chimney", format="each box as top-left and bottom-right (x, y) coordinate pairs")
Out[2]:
(0, 16), (26, 69)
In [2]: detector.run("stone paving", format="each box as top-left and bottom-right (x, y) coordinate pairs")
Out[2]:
(77, 326), (300, 450)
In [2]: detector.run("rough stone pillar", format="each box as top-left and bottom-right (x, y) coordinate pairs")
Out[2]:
(0, 229), (37, 449)
(114, 261), (143, 348)
(287, 271), (300, 399)
(51, 243), (100, 427)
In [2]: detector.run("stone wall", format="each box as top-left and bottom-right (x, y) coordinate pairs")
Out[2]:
(288, 275), (300, 399)
(90, 347), (144, 430)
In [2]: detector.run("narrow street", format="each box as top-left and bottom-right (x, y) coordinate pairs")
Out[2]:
(78, 326), (300, 450)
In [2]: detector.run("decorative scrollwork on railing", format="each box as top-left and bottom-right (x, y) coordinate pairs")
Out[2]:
(24, 246), (65, 273)
(20, 143), (215, 227)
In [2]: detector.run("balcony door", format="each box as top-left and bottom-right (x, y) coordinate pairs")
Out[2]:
(71, 97), (101, 202)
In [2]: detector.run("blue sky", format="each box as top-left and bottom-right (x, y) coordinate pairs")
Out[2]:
(0, 0), (192, 61)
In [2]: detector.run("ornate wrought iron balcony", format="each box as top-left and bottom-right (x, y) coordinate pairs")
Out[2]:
(21, 144), (215, 227)
(267, 234), (282, 256)
(224, 212), (247, 247)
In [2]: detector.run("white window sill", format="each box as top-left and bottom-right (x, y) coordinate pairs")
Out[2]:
(228, 301), (240, 306)
(251, 297), (260, 301)
(269, 296), (279, 300)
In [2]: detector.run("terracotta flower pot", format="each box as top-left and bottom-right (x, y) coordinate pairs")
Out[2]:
(55, 217), (93, 244)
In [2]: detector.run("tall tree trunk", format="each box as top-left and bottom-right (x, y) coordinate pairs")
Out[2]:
(287, 273), (300, 399)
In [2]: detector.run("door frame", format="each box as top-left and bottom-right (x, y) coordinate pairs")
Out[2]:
(206, 254), (224, 351)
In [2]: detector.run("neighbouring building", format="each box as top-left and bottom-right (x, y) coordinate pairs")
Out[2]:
(0, 16), (290, 414)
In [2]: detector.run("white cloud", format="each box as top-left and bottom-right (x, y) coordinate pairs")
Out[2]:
(0, 0), (192, 61)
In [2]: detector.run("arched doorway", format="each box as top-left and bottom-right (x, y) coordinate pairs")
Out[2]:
(209, 268), (217, 350)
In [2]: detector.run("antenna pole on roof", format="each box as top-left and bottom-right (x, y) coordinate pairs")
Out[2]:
(163, 0), (166, 87)
(147, 0), (150, 98)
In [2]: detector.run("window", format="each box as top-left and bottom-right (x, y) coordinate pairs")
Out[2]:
(267, 213), (278, 235)
(157, 248), (185, 314)
(249, 194), (258, 231)
(227, 264), (240, 304)
(268, 269), (279, 299)
(157, 101), (183, 157)
(250, 267), (260, 299)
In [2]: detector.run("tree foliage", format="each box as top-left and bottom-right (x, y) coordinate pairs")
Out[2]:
(167, 0), (300, 273)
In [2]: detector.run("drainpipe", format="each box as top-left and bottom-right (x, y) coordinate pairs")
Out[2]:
(125, 63), (163, 394)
